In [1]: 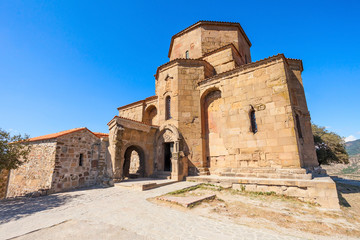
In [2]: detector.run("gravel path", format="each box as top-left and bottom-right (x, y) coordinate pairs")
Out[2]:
(0, 182), (305, 240)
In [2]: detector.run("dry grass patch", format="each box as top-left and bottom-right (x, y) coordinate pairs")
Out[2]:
(152, 183), (360, 238)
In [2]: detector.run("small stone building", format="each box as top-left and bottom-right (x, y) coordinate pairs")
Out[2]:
(108, 21), (339, 208)
(4, 127), (111, 198)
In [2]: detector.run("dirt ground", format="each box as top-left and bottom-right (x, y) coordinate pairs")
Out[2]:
(152, 180), (360, 239)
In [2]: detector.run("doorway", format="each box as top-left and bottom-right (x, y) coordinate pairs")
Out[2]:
(164, 142), (173, 171)
(123, 146), (145, 178)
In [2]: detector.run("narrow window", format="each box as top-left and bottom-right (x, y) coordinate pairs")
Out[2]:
(165, 96), (171, 120)
(295, 114), (303, 139)
(185, 50), (189, 59)
(79, 153), (83, 166)
(245, 55), (248, 64)
(250, 108), (257, 134)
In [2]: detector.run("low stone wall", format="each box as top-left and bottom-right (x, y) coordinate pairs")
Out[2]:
(0, 169), (9, 199)
(186, 175), (340, 209)
(217, 167), (313, 180)
(6, 140), (57, 198)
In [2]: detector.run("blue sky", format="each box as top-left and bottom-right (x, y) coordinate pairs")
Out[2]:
(0, 0), (359, 141)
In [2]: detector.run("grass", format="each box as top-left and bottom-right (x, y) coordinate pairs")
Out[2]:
(168, 183), (309, 204)
(167, 185), (202, 195)
(168, 183), (223, 195)
(156, 182), (360, 238)
(180, 183), (321, 208)
(341, 165), (359, 174)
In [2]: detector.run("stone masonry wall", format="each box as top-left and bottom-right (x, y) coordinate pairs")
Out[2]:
(52, 130), (106, 192)
(0, 169), (9, 199)
(156, 62), (181, 126)
(177, 65), (208, 175)
(202, 47), (241, 74)
(170, 27), (202, 60)
(285, 59), (318, 168)
(6, 140), (56, 198)
(155, 60), (214, 175)
(118, 103), (144, 122)
(201, 25), (251, 63)
(197, 57), (302, 175)
(97, 137), (112, 183)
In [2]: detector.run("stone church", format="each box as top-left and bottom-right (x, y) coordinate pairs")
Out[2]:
(108, 20), (320, 182)
(1, 21), (339, 208)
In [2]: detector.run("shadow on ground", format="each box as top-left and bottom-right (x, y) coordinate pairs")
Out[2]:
(0, 193), (82, 224)
(332, 177), (360, 207)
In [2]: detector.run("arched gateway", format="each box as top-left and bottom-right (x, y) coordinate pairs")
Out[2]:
(123, 145), (145, 178)
(108, 117), (187, 181)
(154, 124), (187, 180)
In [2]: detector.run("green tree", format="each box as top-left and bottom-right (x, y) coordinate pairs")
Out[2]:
(311, 124), (349, 165)
(0, 128), (31, 170)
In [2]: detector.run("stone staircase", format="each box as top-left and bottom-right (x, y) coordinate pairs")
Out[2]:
(216, 168), (313, 180)
(198, 167), (210, 176)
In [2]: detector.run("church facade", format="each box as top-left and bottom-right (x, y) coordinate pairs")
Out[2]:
(1, 21), (339, 208)
(107, 21), (319, 182)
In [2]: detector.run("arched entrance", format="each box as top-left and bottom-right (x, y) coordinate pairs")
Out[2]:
(123, 146), (145, 178)
(201, 89), (226, 170)
(154, 124), (185, 180)
(155, 128), (178, 172)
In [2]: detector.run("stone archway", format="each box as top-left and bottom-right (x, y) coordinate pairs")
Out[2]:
(201, 88), (226, 172)
(123, 145), (145, 178)
(143, 105), (158, 125)
(155, 124), (185, 180)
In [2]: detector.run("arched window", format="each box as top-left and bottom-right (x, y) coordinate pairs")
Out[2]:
(165, 96), (171, 120)
(250, 108), (257, 134)
(295, 114), (303, 139)
(185, 50), (189, 59)
(144, 106), (157, 125)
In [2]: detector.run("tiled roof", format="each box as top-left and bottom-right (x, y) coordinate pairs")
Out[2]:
(107, 115), (159, 128)
(93, 132), (109, 138)
(154, 58), (212, 80)
(198, 53), (301, 86)
(117, 95), (157, 110)
(168, 20), (252, 58)
(26, 127), (106, 142)
(200, 43), (242, 59)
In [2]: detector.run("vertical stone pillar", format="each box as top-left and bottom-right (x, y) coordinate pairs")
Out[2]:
(171, 141), (181, 180)
(108, 121), (124, 182)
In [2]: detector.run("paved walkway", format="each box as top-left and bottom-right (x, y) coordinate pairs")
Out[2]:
(0, 182), (305, 240)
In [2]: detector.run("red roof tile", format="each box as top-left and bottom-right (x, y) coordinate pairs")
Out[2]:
(117, 95), (157, 110)
(107, 115), (159, 128)
(27, 127), (106, 142)
(93, 132), (109, 138)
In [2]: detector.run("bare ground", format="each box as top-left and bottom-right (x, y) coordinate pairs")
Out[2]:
(152, 180), (360, 239)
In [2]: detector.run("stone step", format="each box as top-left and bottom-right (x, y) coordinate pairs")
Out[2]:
(114, 179), (178, 191)
(219, 172), (312, 180)
(140, 180), (178, 190)
(198, 167), (210, 175)
(153, 171), (171, 179)
(226, 167), (307, 174)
